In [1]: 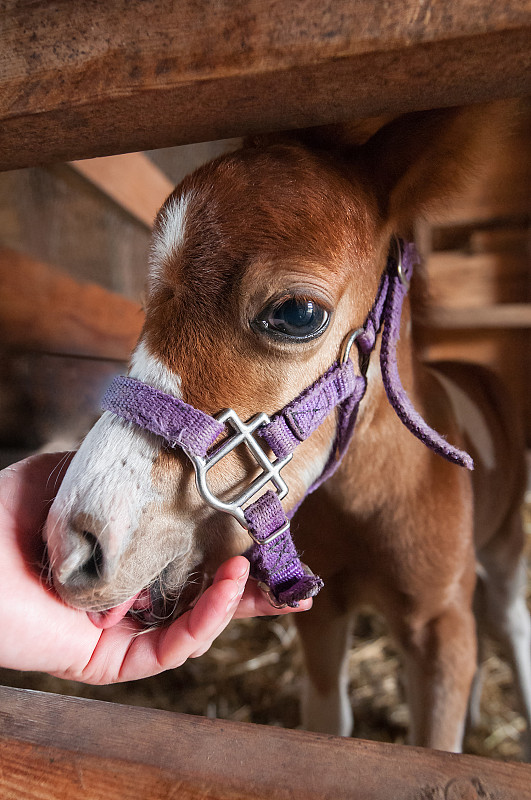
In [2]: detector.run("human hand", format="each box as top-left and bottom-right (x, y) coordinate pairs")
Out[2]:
(0, 452), (312, 684)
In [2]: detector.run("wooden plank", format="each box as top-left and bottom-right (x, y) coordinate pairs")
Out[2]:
(1, 686), (530, 800)
(0, 248), (144, 359)
(425, 251), (529, 309)
(421, 304), (531, 330)
(0, 163), (151, 302)
(70, 153), (174, 229)
(1, 0), (530, 170)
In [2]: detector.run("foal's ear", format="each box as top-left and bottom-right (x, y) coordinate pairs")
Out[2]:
(360, 103), (512, 227)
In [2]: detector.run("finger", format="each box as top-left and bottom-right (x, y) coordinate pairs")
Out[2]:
(88, 577), (239, 682)
(234, 579), (313, 618)
(210, 555), (250, 587)
(158, 574), (246, 667)
(184, 557), (250, 657)
(210, 557), (313, 617)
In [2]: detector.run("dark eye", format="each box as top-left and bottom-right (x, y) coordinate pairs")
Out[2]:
(253, 296), (329, 340)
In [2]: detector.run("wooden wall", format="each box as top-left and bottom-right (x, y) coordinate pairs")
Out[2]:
(418, 105), (531, 443)
(0, 164), (148, 462)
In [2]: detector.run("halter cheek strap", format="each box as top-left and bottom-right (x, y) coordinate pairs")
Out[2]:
(101, 240), (473, 609)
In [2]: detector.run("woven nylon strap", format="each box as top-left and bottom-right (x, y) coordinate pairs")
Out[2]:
(101, 239), (473, 608)
(101, 376), (224, 458)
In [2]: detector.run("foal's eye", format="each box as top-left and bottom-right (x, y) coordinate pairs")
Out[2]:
(253, 296), (329, 341)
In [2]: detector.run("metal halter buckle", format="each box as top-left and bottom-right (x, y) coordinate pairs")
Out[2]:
(189, 408), (293, 545)
(393, 234), (409, 288)
(340, 327), (364, 365)
(257, 581), (288, 609)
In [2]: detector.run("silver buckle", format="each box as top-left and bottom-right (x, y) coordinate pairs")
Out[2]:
(189, 408), (293, 545)
(393, 234), (409, 288)
(257, 581), (288, 609)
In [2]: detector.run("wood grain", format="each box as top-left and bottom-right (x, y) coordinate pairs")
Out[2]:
(1, 0), (530, 170)
(425, 250), (530, 310)
(70, 153), (174, 228)
(1, 685), (531, 800)
(422, 304), (531, 329)
(0, 248), (144, 359)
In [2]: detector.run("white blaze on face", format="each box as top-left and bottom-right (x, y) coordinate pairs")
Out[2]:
(47, 191), (197, 593)
(149, 192), (193, 291)
(47, 340), (183, 576)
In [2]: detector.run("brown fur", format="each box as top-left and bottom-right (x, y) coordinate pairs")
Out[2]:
(48, 103), (529, 753)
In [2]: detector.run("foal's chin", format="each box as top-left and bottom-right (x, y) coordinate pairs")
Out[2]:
(48, 543), (209, 628)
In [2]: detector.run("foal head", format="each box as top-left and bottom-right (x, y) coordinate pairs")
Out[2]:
(45, 106), (497, 622)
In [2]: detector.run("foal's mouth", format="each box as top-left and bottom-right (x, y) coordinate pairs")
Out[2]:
(83, 571), (209, 629)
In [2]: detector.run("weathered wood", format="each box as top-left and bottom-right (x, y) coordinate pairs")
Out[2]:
(425, 251), (529, 310)
(0, 248), (144, 359)
(1, 0), (530, 170)
(0, 164), (151, 301)
(70, 153), (174, 228)
(422, 304), (531, 330)
(1, 686), (530, 800)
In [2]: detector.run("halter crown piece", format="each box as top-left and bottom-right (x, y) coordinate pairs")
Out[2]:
(102, 240), (473, 609)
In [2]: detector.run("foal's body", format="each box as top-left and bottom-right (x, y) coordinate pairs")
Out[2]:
(295, 355), (528, 750)
(45, 105), (530, 754)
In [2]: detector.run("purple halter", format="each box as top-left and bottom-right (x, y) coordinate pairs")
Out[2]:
(102, 240), (473, 608)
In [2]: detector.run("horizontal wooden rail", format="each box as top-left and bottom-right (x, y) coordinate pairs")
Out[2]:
(1, 686), (530, 800)
(422, 304), (531, 330)
(1, 0), (530, 170)
(0, 249), (144, 359)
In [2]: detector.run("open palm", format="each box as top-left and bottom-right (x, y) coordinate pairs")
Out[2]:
(0, 452), (310, 685)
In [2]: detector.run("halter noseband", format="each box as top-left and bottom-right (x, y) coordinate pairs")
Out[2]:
(102, 240), (473, 608)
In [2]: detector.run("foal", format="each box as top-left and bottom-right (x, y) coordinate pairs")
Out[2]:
(45, 105), (530, 754)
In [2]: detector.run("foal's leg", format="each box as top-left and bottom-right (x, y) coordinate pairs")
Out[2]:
(390, 598), (477, 752)
(296, 585), (354, 737)
(477, 515), (531, 759)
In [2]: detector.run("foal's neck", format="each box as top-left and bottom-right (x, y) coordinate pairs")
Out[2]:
(327, 299), (433, 514)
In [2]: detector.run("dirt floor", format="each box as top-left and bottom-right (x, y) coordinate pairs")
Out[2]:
(1, 497), (530, 762)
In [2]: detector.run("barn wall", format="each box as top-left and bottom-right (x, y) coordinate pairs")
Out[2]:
(418, 104), (530, 444)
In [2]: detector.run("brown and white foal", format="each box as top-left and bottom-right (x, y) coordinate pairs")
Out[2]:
(45, 106), (530, 754)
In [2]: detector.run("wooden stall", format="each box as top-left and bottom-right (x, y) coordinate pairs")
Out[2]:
(0, 1), (530, 796)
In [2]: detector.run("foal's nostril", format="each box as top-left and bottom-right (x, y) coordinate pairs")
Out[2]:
(78, 530), (105, 580)
(54, 515), (111, 587)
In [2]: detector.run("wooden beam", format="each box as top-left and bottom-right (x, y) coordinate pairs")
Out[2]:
(0, 249), (144, 359)
(422, 303), (531, 330)
(1, 0), (530, 170)
(70, 153), (174, 228)
(425, 250), (530, 309)
(2, 686), (531, 800)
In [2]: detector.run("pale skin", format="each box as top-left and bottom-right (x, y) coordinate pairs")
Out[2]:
(0, 452), (311, 684)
